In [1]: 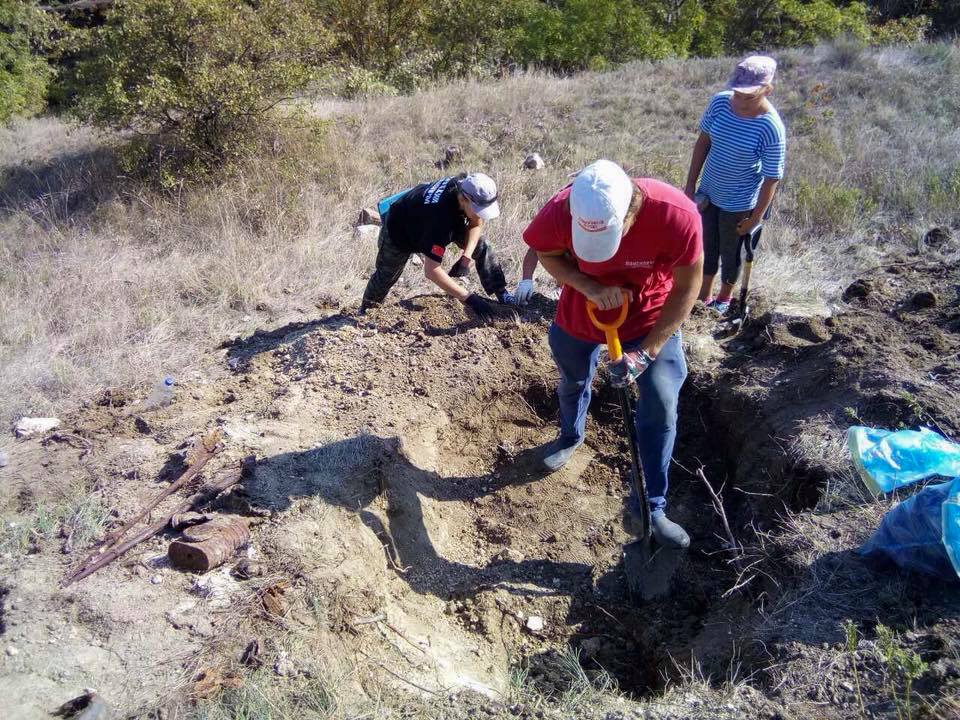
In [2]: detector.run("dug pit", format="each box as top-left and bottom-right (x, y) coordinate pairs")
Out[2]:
(228, 298), (789, 700)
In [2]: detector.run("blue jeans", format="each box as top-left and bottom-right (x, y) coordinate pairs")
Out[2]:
(548, 324), (687, 512)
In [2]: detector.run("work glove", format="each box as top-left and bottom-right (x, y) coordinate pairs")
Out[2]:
(448, 256), (472, 278)
(514, 279), (534, 305)
(464, 293), (517, 324)
(609, 350), (652, 387)
(497, 290), (516, 305)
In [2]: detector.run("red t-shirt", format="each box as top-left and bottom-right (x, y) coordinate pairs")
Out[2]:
(522, 178), (702, 344)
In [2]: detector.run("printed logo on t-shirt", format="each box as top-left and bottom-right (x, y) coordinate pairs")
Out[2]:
(424, 178), (451, 205)
(625, 260), (655, 268)
(431, 245), (445, 257)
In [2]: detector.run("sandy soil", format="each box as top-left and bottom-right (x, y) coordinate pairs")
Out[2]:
(2, 247), (959, 719)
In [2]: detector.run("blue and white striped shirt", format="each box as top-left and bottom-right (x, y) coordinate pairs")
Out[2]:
(697, 91), (786, 213)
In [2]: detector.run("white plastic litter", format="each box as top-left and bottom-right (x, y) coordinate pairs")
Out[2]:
(14, 417), (60, 438)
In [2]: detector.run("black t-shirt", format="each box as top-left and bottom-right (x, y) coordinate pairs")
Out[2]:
(386, 177), (468, 262)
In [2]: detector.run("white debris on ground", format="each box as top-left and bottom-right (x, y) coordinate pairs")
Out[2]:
(190, 567), (242, 609)
(525, 616), (544, 632)
(13, 417), (61, 438)
(354, 224), (381, 243)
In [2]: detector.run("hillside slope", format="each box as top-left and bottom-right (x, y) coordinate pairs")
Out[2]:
(0, 41), (959, 720)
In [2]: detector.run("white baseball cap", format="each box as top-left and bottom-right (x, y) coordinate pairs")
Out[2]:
(570, 160), (633, 263)
(459, 173), (500, 221)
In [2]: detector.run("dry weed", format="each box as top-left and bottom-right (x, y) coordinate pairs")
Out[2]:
(2, 41), (959, 427)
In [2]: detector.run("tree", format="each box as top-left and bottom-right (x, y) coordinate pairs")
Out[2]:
(0, 0), (57, 123)
(68, 0), (331, 164)
(318, 0), (429, 73)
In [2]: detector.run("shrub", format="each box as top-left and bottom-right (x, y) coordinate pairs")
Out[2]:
(870, 14), (932, 45)
(67, 0), (331, 169)
(0, 0), (57, 123)
(795, 179), (872, 231)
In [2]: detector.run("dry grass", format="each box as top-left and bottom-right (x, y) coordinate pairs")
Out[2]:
(2, 40), (959, 426)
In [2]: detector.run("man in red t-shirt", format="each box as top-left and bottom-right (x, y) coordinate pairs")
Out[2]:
(522, 160), (703, 548)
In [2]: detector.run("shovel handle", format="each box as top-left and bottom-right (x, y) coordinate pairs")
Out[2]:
(586, 291), (630, 361)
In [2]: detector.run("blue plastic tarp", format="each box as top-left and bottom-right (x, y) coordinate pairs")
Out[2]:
(858, 478), (960, 580)
(847, 426), (960, 495)
(850, 426), (960, 581)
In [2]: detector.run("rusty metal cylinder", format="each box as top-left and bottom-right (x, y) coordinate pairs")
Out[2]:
(168, 517), (250, 573)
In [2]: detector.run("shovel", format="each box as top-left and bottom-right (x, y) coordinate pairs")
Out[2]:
(735, 223), (763, 327)
(587, 294), (683, 601)
(715, 223), (763, 337)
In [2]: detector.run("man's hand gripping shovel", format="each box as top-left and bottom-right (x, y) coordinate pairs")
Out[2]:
(587, 293), (683, 602)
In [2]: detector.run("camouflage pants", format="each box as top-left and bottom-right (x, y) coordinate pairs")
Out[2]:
(361, 223), (507, 307)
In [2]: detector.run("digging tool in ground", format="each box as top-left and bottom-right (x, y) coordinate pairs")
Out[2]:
(717, 223), (763, 337)
(587, 295), (684, 601)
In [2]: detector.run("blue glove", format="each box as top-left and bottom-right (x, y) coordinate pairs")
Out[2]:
(609, 351), (652, 387)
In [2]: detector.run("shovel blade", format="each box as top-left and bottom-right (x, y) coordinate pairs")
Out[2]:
(623, 538), (684, 601)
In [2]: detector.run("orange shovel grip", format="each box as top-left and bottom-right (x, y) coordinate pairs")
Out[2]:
(586, 290), (630, 362)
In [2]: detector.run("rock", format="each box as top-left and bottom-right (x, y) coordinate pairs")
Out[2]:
(0, 450), (7, 468)
(13, 417), (61, 438)
(150, 574), (163, 585)
(525, 616), (544, 632)
(231, 558), (267, 580)
(354, 224), (381, 243)
(357, 207), (382, 226)
(523, 153), (546, 170)
(54, 691), (109, 720)
(910, 290), (938, 309)
(435, 145), (462, 169)
(273, 649), (295, 677)
(842, 279), (872, 301)
(410, 254), (423, 267)
(5, 645), (18, 656)
(494, 548), (524, 563)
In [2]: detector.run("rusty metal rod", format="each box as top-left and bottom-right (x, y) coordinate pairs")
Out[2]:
(62, 456), (254, 586)
(85, 431), (221, 565)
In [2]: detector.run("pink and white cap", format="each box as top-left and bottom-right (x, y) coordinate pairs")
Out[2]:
(727, 55), (777, 94)
(570, 160), (633, 263)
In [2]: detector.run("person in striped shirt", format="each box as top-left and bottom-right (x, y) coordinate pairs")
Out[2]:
(684, 55), (786, 314)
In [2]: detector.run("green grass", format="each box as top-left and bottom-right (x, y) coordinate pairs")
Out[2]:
(0, 488), (108, 556)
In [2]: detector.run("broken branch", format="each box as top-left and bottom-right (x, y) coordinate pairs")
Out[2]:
(696, 465), (746, 575)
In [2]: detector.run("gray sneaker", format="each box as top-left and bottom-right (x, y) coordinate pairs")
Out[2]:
(542, 439), (582, 471)
(650, 511), (690, 549)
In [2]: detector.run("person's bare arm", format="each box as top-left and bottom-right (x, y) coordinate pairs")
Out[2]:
(736, 178), (779, 236)
(638, 259), (703, 357)
(423, 257), (470, 302)
(521, 247), (539, 281)
(536, 251), (628, 310)
(458, 218), (483, 262)
(684, 132), (711, 199)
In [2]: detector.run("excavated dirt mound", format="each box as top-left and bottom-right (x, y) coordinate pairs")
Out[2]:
(2, 254), (959, 719)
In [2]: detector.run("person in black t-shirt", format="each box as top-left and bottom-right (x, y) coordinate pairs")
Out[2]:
(360, 173), (516, 322)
